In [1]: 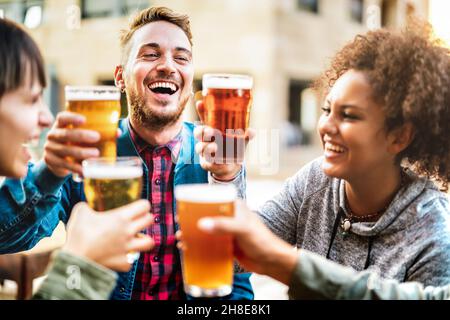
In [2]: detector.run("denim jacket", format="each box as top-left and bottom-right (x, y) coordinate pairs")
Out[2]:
(0, 119), (253, 300)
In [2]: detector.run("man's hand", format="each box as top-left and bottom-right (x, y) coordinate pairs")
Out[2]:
(63, 200), (154, 272)
(194, 125), (255, 181)
(43, 112), (100, 177)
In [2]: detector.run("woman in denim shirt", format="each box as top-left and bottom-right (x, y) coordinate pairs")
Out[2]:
(0, 18), (153, 300)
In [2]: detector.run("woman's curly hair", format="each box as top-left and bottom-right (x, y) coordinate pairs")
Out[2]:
(314, 21), (450, 190)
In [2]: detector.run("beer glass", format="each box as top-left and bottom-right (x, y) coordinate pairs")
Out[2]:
(196, 74), (253, 164)
(82, 157), (143, 263)
(175, 184), (236, 297)
(65, 86), (121, 181)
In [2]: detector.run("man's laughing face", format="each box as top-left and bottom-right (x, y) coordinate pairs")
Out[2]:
(123, 20), (194, 130)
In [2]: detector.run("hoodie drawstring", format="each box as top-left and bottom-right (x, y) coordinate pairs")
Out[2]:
(326, 208), (344, 259)
(364, 237), (374, 270)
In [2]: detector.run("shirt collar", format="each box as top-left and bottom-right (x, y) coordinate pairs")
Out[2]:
(127, 119), (182, 158)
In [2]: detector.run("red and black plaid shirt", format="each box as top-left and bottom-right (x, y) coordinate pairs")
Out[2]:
(129, 123), (184, 300)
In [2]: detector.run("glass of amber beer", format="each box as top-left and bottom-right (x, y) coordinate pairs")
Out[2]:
(197, 74), (253, 164)
(82, 156), (143, 263)
(65, 86), (121, 181)
(175, 184), (237, 297)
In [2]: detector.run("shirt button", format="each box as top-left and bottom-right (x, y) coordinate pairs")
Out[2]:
(153, 255), (160, 262)
(155, 178), (161, 185)
(119, 287), (125, 293)
(154, 216), (161, 223)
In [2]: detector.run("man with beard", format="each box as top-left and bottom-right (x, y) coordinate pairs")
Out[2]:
(0, 7), (253, 300)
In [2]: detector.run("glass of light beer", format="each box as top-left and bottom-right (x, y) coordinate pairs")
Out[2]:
(175, 183), (236, 297)
(82, 156), (143, 263)
(197, 74), (253, 164)
(65, 86), (121, 181)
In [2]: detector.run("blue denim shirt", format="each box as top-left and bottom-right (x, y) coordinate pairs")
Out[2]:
(0, 119), (253, 300)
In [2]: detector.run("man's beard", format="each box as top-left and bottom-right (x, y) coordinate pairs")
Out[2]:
(128, 90), (189, 131)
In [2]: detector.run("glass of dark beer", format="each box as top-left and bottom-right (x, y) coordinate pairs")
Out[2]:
(197, 74), (253, 164)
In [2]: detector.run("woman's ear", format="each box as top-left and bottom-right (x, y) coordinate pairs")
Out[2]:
(387, 122), (415, 155)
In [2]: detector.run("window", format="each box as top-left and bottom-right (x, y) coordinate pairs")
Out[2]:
(287, 80), (317, 146)
(121, 0), (150, 16)
(81, 0), (112, 19)
(0, 0), (44, 28)
(297, 0), (319, 14)
(23, 4), (42, 28)
(350, 0), (364, 23)
(381, 0), (397, 28)
(81, 0), (149, 19)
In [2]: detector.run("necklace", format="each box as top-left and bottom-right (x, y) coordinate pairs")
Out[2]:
(341, 169), (408, 237)
(341, 205), (387, 236)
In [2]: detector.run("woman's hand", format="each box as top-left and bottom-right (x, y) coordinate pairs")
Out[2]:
(63, 200), (154, 272)
(177, 200), (298, 285)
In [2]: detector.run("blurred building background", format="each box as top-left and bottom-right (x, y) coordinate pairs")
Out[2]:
(1, 0), (447, 299)
(0, 0), (439, 181)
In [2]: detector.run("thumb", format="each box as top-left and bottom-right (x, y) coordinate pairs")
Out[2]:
(244, 128), (256, 142)
(195, 100), (206, 123)
(110, 199), (150, 220)
(197, 216), (245, 236)
(116, 128), (122, 138)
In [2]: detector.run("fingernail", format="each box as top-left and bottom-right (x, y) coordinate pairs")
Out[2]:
(86, 149), (100, 157)
(198, 218), (214, 231)
(74, 116), (86, 124)
(87, 131), (100, 141)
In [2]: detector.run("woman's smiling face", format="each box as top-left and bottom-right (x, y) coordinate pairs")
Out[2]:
(317, 69), (397, 181)
(0, 73), (52, 178)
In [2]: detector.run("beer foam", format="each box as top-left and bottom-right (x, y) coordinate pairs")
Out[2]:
(83, 166), (142, 180)
(65, 86), (120, 101)
(174, 184), (237, 203)
(202, 74), (253, 90)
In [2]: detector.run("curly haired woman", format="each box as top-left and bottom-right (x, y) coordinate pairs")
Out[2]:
(255, 23), (450, 288)
(193, 22), (450, 291)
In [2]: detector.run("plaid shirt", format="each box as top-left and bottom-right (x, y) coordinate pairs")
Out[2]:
(129, 124), (184, 300)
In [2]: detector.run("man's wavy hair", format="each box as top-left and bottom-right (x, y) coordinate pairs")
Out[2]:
(314, 21), (450, 190)
(119, 6), (192, 66)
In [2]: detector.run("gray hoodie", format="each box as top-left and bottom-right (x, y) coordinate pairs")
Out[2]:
(257, 157), (450, 286)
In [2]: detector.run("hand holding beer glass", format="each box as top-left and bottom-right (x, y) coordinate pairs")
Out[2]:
(65, 86), (121, 181)
(82, 157), (144, 263)
(195, 74), (253, 164)
(175, 184), (237, 297)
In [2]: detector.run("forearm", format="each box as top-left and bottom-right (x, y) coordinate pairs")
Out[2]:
(288, 249), (450, 300)
(33, 251), (117, 300)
